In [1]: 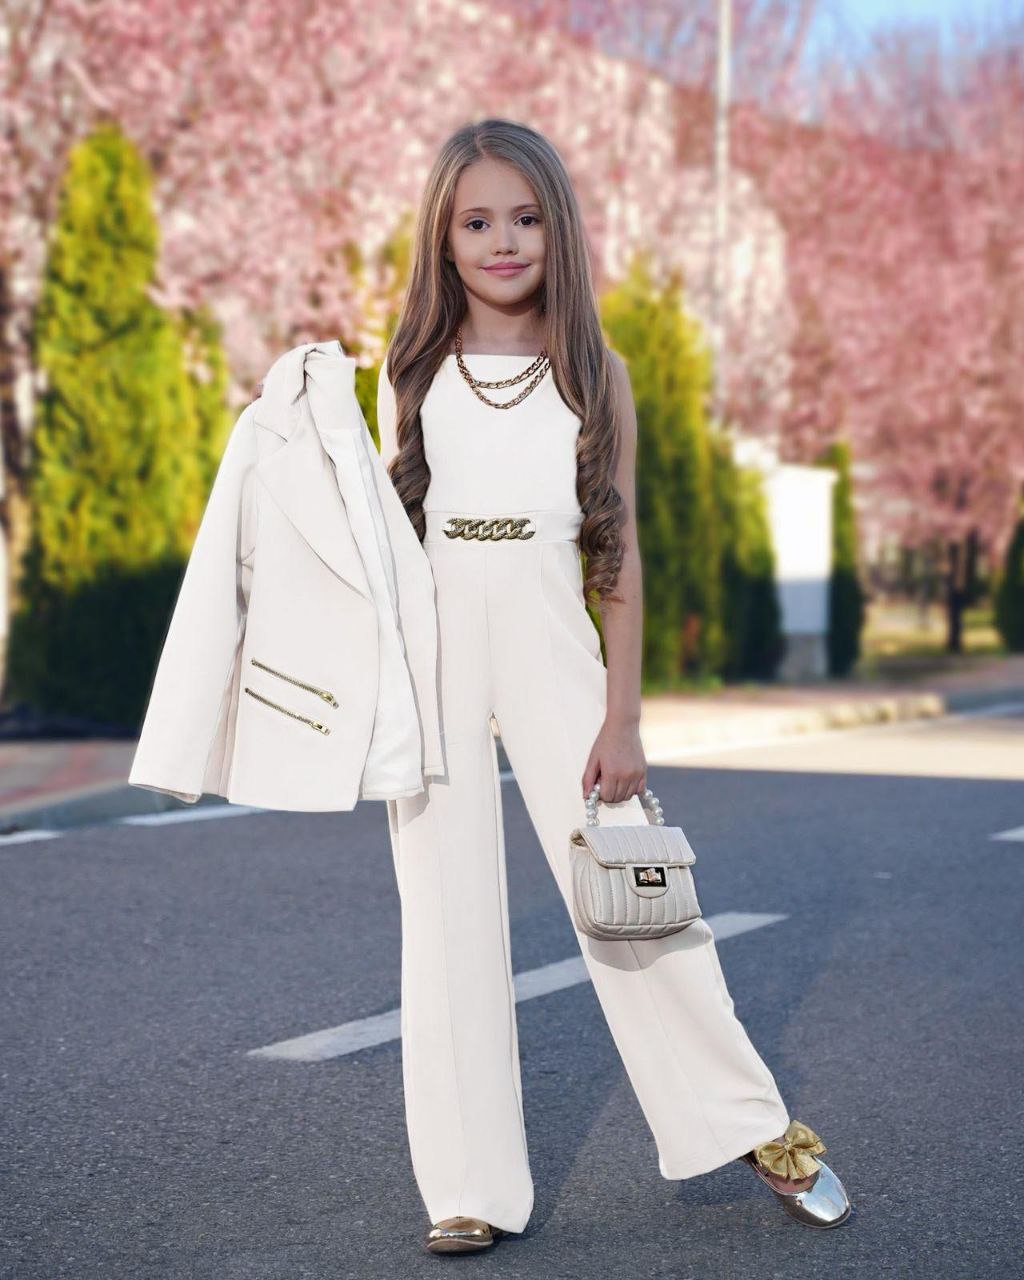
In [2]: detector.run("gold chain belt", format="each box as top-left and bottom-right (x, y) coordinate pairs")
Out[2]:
(442, 515), (536, 541)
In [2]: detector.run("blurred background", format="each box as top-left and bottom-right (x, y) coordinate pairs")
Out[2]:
(1, 0), (1022, 746)
(3, 7), (1024, 1277)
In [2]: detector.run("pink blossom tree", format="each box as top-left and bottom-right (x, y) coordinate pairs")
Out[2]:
(1, 0), (811, 644)
(736, 22), (1024, 650)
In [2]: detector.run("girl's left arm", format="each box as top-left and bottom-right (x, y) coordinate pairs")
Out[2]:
(581, 350), (647, 804)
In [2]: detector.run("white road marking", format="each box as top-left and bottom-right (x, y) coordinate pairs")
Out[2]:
(990, 825), (1024, 842)
(0, 802), (270, 845)
(119, 805), (268, 826)
(247, 910), (788, 1063)
(250, 1007), (404, 1062)
(0, 828), (62, 846)
(5, 698), (1018, 843)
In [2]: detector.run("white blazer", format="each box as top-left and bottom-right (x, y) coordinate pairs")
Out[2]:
(128, 340), (445, 811)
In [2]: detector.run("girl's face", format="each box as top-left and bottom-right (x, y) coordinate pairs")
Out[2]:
(445, 157), (546, 313)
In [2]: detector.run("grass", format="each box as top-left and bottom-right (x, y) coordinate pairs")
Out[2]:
(634, 599), (1013, 695)
(855, 600), (1007, 681)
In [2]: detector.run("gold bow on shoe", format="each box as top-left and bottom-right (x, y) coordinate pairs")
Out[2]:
(751, 1120), (827, 1180)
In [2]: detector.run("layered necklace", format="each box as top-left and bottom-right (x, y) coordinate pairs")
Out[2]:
(453, 326), (550, 410)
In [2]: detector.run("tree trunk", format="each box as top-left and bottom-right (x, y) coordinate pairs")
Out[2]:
(945, 535), (967, 654)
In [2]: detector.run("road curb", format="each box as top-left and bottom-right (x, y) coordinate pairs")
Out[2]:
(2, 683), (1022, 838)
(641, 684), (1024, 756)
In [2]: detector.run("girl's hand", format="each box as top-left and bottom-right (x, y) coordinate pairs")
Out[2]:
(582, 715), (647, 803)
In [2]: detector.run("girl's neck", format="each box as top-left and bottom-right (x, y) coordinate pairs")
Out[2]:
(453, 322), (545, 358)
(449, 346), (543, 357)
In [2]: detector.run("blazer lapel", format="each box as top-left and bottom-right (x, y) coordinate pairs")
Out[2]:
(253, 347), (373, 603)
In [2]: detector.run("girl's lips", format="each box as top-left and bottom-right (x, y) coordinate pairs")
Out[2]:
(484, 264), (528, 275)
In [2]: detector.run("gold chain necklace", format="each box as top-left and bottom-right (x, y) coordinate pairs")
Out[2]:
(454, 327), (550, 409)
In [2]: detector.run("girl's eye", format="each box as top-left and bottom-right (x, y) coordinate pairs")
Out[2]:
(465, 215), (541, 231)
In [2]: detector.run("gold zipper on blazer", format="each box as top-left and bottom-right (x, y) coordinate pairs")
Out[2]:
(249, 656), (339, 707)
(243, 686), (331, 734)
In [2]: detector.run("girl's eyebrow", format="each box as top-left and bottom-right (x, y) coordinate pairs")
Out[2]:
(457, 203), (540, 216)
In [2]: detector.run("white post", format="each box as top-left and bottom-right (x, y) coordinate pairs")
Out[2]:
(733, 439), (838, 680)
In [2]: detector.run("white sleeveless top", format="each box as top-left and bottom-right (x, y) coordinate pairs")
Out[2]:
(420, 355), (582, 515)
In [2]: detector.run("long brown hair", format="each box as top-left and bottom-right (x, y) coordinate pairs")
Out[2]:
(385, 117), (626, 604)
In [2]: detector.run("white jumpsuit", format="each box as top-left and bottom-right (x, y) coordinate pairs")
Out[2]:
(380, 354), (791, 1234)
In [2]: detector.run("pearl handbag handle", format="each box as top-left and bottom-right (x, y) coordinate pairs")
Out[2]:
(585, 783), (665, 827)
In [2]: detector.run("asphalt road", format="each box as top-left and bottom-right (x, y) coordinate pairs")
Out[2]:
(2, 704), (1023, 1279)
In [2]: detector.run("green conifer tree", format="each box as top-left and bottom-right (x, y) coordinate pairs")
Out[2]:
(818, 439), (866, 677)
(177, 304), (234, 492)
(994, 494), (1024, 652)
(601, 253), (723, 683)
(711, 434), (784, 679)
(8, 123), (204, 725)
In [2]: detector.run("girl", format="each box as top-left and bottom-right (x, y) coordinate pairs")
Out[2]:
(375, 118), (852, 1254)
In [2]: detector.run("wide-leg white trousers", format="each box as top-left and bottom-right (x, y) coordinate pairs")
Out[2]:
(384, 510), (790, 1233)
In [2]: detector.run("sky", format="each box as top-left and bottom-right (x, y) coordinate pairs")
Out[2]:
(806, 0), (1017, 50)
(827, 0), (986, 28)
(765, 1), (1021, 122)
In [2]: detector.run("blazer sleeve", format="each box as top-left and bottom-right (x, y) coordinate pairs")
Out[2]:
(376, 354), (400, 472)
(128, 400), (259, 804)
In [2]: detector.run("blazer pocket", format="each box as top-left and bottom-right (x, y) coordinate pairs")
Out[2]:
(248, 656), (339, 707)
(243, 656), (339, 735)
(243, 685), (332, 735)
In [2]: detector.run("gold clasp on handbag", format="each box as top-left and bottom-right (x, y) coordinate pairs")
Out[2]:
(633, 866), (667, 887)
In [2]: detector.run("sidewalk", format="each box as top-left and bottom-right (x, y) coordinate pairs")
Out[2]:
(2, 654), (1022, 836)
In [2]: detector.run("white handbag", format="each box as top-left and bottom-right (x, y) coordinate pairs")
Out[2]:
(568, 783), (702, 941)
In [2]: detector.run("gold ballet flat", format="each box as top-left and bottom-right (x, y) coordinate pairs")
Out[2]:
(425, 1215), (506, 1253)
(741, 1119), (853, 1228)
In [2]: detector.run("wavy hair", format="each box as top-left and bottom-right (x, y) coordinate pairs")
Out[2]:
(384, 117), (626, 604)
